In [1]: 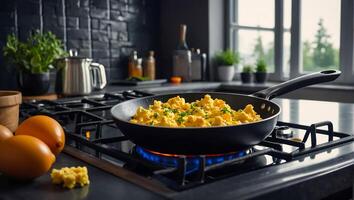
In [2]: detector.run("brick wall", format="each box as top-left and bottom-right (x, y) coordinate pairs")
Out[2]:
(0, 0), (160, 89)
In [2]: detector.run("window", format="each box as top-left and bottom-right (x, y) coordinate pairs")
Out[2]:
(229, 0), (276, 73)
(227, 0), (354, 84)
(237, 30), (275, 72)
(300, 0), (340, 73)
(283, 0), (291, 77)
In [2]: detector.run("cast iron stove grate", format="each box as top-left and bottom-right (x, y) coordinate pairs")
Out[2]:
(19, 90), (354, 192)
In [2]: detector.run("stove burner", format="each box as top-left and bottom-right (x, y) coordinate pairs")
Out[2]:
(276, 126), (293, 138)
(135, 146), (247, 175)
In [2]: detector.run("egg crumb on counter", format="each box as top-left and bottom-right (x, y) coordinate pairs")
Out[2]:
(51, 166), (90, 189)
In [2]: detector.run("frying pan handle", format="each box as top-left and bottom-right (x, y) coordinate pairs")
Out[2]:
(251, 70), (341, 100)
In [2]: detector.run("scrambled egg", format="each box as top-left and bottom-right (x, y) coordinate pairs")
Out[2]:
(130, 94), (262, 127)
(51, 166), (90, 189)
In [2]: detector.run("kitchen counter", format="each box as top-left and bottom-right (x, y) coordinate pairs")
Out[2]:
(101, 82), (222, 94)
(0, 153), (164, 200)
(98, 81), (354, 103)
(2, 83), (354, 199)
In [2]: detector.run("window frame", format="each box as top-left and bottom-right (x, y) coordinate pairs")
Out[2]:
(227, 0), (354, 84)
(338, 0), (354, 84)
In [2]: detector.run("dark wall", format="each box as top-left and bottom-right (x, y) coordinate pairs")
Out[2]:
(159, 0), (209, 78)
(0, 0), (160, 90)
(159, 0), (225, 80)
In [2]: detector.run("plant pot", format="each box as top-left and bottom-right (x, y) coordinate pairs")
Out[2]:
(218, 66), (235, 82)
(18, 72), (50, 96)
(254, 72), (268, 83)
(240, 72), (252, 83)
(0, 91), (22, 132)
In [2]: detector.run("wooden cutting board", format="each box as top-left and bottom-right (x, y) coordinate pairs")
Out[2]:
(22, 93), (58, 102)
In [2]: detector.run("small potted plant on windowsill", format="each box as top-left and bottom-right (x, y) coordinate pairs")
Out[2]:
(3, 31), (67, 96)
(240, 64), (254, 83)
(215, 49), (239, 82)
(254, 58), (268, 83)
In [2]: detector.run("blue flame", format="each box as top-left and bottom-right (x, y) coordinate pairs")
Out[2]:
(135, 146), (246, 175)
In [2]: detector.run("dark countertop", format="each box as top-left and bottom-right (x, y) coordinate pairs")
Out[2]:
(0, 154), (164, 200)
(2, 82), (354, 199)
(100, 81), (354, 103)
(101, 82), (222, 94)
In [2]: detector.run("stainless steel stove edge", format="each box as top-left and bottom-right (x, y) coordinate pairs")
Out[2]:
(173, 142), (354, 200)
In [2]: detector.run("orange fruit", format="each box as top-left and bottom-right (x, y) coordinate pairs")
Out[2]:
(0, 135), (55, 180)
(170, 76), (182, 84)
(0, 124), (13, 142)
(15, 115), (65, 155)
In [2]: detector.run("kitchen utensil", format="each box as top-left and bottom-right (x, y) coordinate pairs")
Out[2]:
(111, 70), (340, 155)
(55, 49), (107, 96)
(128, 51), (143, 77)
(191, 49), (207, 81)
(143, 51), (156, 80)
(0, 91), (22, 132)
(173, 50), (192, 82)
(173, 24), (192, 82)
(191, 49), (202, 81)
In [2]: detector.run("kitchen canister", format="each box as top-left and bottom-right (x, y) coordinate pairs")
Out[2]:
(0, 91), (22, 132)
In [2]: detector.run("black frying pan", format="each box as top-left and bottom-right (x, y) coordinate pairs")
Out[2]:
(111, 70), (340, 155)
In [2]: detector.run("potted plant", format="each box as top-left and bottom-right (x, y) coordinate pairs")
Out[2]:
(254, 58), (268, 83)
(3, 31), (67, 96)
(215, 49), (239, 82)
(240, 64), (254, 83)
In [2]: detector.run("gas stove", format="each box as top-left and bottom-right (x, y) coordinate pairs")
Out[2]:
(20, 90), (354, 199)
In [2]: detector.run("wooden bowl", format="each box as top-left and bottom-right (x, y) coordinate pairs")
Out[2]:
(0, 91), (22, 132)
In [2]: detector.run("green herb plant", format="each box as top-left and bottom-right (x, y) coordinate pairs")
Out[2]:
(215, 49), (239, 66)
(3, 31), (67, 74)
(256, 58), (267, 73)
(242, 64), (254, 73)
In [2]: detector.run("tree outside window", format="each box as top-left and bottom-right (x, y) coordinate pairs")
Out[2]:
(252, 35), (274, 69)
(302, 19), (339, 72)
